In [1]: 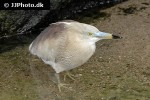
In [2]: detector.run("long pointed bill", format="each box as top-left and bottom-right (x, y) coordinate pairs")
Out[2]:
(95, 31), (122, 39)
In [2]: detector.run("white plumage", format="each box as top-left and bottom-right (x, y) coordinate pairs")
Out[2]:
(29, 20), (121, 91)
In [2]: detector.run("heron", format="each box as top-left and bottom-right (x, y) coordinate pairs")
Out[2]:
(29, 20), (122, 91)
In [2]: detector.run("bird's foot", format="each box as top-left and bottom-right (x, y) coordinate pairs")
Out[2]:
(54, 73), (74, 92)
(58, 83), (73, 92)
(64, 71), (76, 81)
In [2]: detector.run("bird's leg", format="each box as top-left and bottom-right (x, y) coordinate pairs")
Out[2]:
(55, 73), (72, 92)
(64, 71), (76, 81)
(55, 73), (61, 84)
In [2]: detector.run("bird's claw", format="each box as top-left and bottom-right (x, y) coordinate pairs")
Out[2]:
(64, 71), (76, 81)
(58, 83), (74, 92)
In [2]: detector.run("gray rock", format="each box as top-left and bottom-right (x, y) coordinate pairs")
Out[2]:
(0, 0), (127, 40)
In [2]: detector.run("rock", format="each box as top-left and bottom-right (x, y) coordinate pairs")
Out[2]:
(0, 0), (127, 41)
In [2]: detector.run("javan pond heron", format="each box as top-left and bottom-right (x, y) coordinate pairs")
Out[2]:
(29, 20), (122, 91)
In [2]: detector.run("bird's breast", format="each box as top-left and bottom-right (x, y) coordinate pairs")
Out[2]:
(81, 42), (96, 58)
(68, 41), (96, 67)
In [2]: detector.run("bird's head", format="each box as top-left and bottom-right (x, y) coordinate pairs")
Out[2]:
(82, 24), (122, 43)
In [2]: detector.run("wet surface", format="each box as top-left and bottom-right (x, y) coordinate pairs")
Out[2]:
(0, 0), (150, 99)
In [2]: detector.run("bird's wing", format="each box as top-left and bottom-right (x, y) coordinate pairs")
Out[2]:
(29, 22), (67, 61)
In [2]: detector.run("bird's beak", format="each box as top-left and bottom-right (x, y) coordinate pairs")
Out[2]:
(95, 31), (122, 39)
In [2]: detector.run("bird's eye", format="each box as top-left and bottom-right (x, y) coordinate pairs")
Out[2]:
(88, 32), (93, 36)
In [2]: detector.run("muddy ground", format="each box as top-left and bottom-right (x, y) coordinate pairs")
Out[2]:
(0, 0), (150, 100)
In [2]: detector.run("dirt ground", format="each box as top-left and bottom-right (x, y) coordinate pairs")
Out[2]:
(0, 0), (150, 100)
